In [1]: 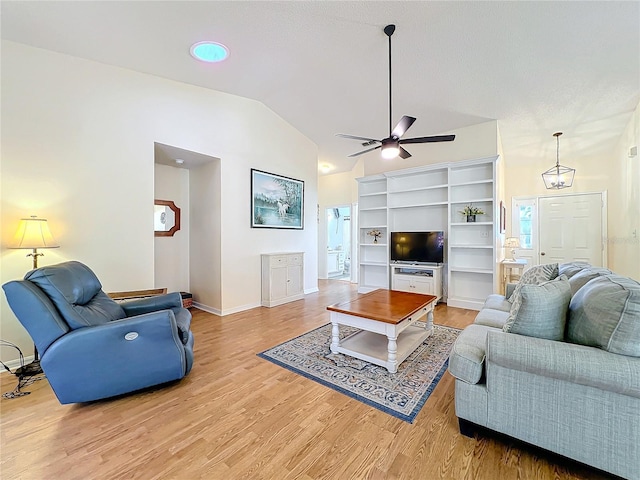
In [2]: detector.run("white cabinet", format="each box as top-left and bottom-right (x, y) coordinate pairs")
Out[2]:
(261, 252), (304, 307)
(391, 265), (443, 302)
(327, 251), (345, 275)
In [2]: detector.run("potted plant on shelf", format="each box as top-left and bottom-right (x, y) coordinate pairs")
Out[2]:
(459, 204), (485, 223)
(367, 229), (382, 243)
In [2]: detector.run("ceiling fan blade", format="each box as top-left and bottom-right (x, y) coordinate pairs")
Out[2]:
(398, 147), (412, 159)
(336, 133), (380, 143)
(400, 134), (456, 144)
(348, 145), (382, 157)
(391, 116), (416, 139)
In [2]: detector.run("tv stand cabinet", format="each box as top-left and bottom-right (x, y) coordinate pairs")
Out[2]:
(391, 264), (443, 302)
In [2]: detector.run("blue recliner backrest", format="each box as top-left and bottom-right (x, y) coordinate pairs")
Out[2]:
(24, 261), (126, 330)
(3, 280), (71, 355)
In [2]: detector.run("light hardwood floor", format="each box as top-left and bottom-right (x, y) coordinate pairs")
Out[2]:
(1, 281), (611, 479)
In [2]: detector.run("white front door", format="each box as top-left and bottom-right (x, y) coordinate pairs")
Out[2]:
(538, 193), (604, 266)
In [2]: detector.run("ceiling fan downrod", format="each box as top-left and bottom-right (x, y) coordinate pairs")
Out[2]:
(384, 24), (395, 137)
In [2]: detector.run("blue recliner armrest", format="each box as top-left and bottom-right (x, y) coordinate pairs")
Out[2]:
(41, 309), (191, 404)
(120, 292), (183, 316)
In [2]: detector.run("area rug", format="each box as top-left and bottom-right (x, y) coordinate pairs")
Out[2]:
(257, 323), (460, 423)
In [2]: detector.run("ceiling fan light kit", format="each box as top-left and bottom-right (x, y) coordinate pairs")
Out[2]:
(542, 132), (575, 189)
(337, 24), (455, 160)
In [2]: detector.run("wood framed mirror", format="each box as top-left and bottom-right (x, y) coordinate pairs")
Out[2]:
(154, 199), (181, 237)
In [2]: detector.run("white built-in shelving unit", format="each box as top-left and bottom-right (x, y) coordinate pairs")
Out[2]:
(356, 156), (499, 310)
(357, 176), (389, 291)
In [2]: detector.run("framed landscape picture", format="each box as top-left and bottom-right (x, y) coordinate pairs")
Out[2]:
(251, 169), (304, 229)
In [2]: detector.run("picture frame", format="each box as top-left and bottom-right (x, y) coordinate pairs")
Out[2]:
(251, 169), (304, 229)
(500, 201), (506, 234)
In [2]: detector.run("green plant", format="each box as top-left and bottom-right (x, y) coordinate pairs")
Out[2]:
(459, 204), (485, 216)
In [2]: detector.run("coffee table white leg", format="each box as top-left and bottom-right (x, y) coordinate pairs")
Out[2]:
(425, 304), (434, 333)
(330, 321), (340, 354)
(386, 335), (398, 373)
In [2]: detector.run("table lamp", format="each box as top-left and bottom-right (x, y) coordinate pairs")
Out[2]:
(504, 237), (520, 260)
(10, 215), (60, 269)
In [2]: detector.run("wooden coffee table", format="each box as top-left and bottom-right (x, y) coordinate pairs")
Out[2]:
(326, 289), (437, 373)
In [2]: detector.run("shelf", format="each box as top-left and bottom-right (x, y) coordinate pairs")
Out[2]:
(449, 245), (493, 249)
(388, 184), (448, 194)
(360, 243), (388, 247)
(450, 222), (493, 226)
(389, 202), (448, 209)
(450, 198), (493, 204)
(359, 261), (388, 267)
(450, 179), (493, 187)
(449, 267), (493, 274)
(359, 206), (387, 212)
(360, 225), (387, 229)
(359, 191), (387, 197)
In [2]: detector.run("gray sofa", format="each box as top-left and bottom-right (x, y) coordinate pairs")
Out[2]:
(448, 262), (640, 479)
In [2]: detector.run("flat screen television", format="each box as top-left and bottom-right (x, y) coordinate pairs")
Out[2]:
(390, 231), (444, 264)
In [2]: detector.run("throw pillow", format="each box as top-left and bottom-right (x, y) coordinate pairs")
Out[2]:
(566, 274), (640, 357)
(503, 275), (570, 341)
(558, 262), (591, 279)
(567, 267), (613, 296)
(507, 262), (559, 302)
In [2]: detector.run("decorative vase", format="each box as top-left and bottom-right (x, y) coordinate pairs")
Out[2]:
(467, 215), (476, 223)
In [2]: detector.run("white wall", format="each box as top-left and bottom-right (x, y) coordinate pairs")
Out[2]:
(154, 164), (190, 293)
(1, 41), (318, 363)
(190, 160), (222, 312)
(608, 102), (640, 279)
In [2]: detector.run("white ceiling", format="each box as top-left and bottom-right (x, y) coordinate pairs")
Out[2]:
(2, 1), (639, 174)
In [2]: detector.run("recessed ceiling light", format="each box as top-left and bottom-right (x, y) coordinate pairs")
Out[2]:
(175, 159), (184, 165)
(190, 41), (229, 63)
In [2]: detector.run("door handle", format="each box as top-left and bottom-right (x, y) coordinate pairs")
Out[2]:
(541, 252), (546, 256)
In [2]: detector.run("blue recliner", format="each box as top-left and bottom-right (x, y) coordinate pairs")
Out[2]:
(2, 261), (194, 404)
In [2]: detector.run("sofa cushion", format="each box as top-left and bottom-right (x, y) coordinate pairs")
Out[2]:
(503, 275), (570, 341)
(567, 267), (613, 296)
(508, 263), (559, 302)
(449, 324), (499, 385)
(566, 274), (640, 357)
(482, 294), (512, 312)
(558, 261), (591, 279)
(474, 308), (510, 329)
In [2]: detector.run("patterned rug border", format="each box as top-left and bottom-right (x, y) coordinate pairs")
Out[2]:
(257, 323), (458, 423)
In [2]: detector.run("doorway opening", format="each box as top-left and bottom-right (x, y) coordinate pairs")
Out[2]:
(326, 206), (351, 280)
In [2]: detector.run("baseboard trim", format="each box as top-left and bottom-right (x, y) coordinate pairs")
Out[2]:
(192, 301), (264, 317)
(304, 287), (319, 294)
(192, 302), (222, 316)
(0, 355), (36, 375)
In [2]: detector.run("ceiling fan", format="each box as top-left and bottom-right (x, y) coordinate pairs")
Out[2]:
(337, 24), (455, 160)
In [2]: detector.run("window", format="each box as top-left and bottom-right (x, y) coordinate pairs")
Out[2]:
(518, 205), (533, 249)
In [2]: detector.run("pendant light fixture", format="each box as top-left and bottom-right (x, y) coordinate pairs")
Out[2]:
(542, 132), (575, 189)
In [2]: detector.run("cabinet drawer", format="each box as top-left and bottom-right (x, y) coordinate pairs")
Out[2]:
(287, 254), (302, 266)
(270, 255), (288, 267)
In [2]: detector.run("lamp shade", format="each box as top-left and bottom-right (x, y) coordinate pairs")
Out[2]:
(504, 237), (521, 248)
(11, 216), (59, 249)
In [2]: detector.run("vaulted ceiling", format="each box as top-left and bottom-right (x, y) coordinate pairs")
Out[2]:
(2, 1), (638, 174)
